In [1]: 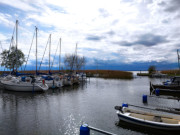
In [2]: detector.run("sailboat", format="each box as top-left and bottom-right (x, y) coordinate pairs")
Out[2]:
(0, 21), (49, 92)
(38, 35), (63, 88)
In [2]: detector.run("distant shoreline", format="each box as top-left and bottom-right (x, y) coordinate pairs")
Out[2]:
(0, 69), (133, 79)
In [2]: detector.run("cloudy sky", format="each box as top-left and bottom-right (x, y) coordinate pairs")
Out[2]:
(0, 0), (180, 71)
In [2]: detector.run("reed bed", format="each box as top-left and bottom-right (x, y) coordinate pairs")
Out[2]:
(84, 70), (133, 79)
(161, 70), (180, 76)
(0, 70), (133, 79)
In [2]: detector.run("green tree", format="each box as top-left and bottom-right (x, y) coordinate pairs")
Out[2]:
(148, 65), (156, 74)
(0, 46), (25, 70)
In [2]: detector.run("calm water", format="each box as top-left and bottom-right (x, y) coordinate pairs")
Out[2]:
(0, 73), (180, 135)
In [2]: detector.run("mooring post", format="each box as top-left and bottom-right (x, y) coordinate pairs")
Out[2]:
(142, 94), (147, 103)
(80, 124), (90, 135)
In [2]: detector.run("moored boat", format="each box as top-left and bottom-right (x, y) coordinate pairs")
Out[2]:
(63, 74), (72, 86)
(115, 106), (180, 131)
(150, 78), (180, 96)
(40, 75), (63, 88)
(1, 76), (48, 92)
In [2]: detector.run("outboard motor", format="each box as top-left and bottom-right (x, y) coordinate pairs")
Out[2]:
(115, 106), (123, 113)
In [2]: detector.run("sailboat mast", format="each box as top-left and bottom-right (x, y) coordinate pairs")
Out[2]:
(177, 49), (180, 70)
(35, 26), (38, 74)
(75, 43), (78, 71)
(16, 20), (18, 72)
(49, 34), (51, 72)
(59, 38), (61, 72)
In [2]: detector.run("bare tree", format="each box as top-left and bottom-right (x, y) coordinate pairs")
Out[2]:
(76, 56), (86, 71)
(64, 54), (86, 72)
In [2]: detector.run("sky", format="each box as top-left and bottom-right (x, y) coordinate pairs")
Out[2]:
(0, 0), (180, 71)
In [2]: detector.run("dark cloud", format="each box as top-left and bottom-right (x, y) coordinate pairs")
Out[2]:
(86, 35), (104, 41)
(161, 19), (169, 24)
(161, 0), (180, 13)
(112, 41), (133, 46)
(113, 33), (168, 47)
(106, 30), (115, 36)
(135, 34), (168, 46)
(158, 1), (166, 7)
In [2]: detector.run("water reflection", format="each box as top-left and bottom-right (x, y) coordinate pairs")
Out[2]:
(0, 76), (180, 135)
(115, 120), (179, 135)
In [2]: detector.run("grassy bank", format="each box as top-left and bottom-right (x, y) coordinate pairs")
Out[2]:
(161, 70), (180, 76)
(84, 70), (133, 79)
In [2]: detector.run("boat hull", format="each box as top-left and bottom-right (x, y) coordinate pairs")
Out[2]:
(117, 112), (180, 131)
(151, 84), (180, 91)
(1, 81), (48, 92)
(150, 83), (180, 96)
(45, 80), (63, 88)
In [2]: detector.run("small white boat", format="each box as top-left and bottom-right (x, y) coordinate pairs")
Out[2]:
(63, 74), (72, 86)
(115, 106), (180, 131)
(79, 72), (87, 81)
(1, 76), (49, 92)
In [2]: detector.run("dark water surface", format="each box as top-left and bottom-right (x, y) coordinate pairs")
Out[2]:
(1, 73), (180, 135)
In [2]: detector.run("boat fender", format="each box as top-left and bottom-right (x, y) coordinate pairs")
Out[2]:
(42, 79), (45, 85)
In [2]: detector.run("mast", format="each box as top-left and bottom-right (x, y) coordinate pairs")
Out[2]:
(15, 20), (18, 72)
(35, 26), (38, 75)
(177, 49), (180, 70)
(75, 43), (78, 71)
(59, 38), (61, 72)
(49, 34), (51, 73)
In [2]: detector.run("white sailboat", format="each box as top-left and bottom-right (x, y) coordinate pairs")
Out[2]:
(38, 35), (63, 88)
(0, 21), (49, 92)
(1, 75), (48, 91)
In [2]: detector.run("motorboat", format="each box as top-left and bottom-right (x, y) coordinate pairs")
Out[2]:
(115, 106), (180, 131)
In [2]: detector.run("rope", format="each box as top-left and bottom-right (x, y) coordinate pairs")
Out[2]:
(128, 103), (180, 115)
(150, 81), (155, 95)
(2, 23), (16, 72)
(128, 104), (156, 111)
(50, 39), (59, 70)
(39, 35), (50, 70)
(24, 29), (35, 71)
(0, 41), (3, 51)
